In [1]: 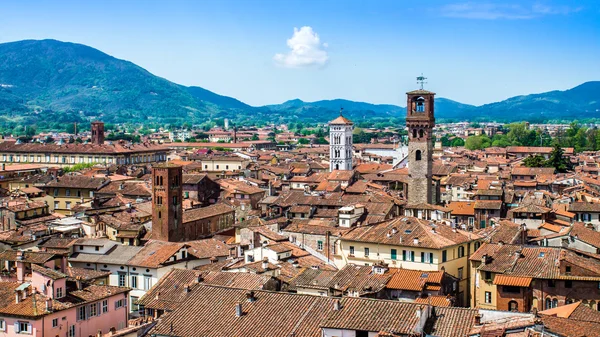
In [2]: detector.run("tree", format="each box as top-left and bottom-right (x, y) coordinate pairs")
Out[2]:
(450, 138), (465, 147)
(491, 134), (511, 148)
(523, 154), (547, 168)
(465, 135), (491, 150)
(547, 143), (572, 173)
(251, 134), (259, 141)
(297, 138), (310, 144)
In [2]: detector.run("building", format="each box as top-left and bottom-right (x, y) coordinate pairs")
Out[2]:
(0, 266), (130, 337)
(43, 175), (110, 215)
(470, 243), (600, 312)
(151, 163), (183, 242)
(0, 122), (167, 168)
(328, 112), (353, 172)
(333, 216), (481, 305)
(406, 88), (435, 205)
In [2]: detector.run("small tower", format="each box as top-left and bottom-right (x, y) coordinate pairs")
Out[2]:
(329, 109), (354, 172)
(91, 121), (105, 145)
(152, 163), (183, 242)
(406, 76), (435, 205)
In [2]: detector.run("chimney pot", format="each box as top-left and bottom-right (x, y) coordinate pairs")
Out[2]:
(333, 299), (341, 311)
(235, 302), (243, 317)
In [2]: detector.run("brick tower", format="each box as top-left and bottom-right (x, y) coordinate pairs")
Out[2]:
(406, 86), (435, 205)
(91, 121), (105, 145)
(329, 110), (354, 172)
(152, 163), (183, 242)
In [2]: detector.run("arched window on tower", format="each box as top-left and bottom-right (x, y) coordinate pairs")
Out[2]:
(415, 150), (422, 161)
(413, 129), (417, 139)
(335, 164), (339, 170)
(416, 97), (425, 112)
(419, 129), (424, 138)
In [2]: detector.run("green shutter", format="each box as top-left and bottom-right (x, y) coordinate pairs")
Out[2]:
(391, 249), (397, 260)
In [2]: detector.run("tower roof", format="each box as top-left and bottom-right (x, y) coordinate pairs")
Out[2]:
(329, 115), (354, 125)
(406, 89), (436, 95)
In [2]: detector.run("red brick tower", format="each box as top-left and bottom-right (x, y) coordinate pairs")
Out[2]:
(91, 121), (105, 145)
(406, 84), (435, 205)
(152, 163), (183, 242)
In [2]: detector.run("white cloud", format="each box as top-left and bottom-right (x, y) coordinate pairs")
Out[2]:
(441, 2), (582, 20)
(274, 26), (329, 68)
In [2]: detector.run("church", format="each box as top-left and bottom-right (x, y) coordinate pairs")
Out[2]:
(328, 111), (354, 172)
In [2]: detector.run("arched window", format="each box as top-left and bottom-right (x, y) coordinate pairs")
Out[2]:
(552, 298), (558, 308)
(508, 300), (518, 312)
(415, 150), (422, 161)
(415, 97), (425, 112)
(413, 129), (417, 139)
(335, 164), (339, 170)
(532, 297), (539, 310)
(545, 298), (552, 309)
(419, 129), (424, 138)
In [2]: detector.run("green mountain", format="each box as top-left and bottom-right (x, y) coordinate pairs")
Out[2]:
(0, 39), (598, 131)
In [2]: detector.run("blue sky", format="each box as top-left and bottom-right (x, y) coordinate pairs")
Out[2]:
(0, 0), (598, 107)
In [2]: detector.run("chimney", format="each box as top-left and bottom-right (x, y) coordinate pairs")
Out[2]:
(96, 330), (102, 337)
(155, 291), (160, 300)
(119, 182), (124, 190)
(416, 305), (423, 319)
(235, 302), (243, 317)
(184, 285), (190, 293)
(246, 291), (256, 303)
(333, 299), (341, 311)
(262, 258), (268, 270)
(474, 314), (482, 325)
(46, 299), (53, 312)
(15, 290), (21, 304)
(413, 238), (419, 245)
(76, 276), (83, 290)
(197, 274), (204, 283)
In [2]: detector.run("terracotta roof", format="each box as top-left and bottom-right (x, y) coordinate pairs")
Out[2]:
(447, 201), (475, 216)
(0, 140), (164, 155)
(45, 175), (108, 190)
(414, 295), (453, 307)
(183, 203), (234, 223)
(492, 274), (532, 287)
(386, 269), (444, 291)
(329, 115), (354, 125)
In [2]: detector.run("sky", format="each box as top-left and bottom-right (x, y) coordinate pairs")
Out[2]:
(0, 0), (599, 107)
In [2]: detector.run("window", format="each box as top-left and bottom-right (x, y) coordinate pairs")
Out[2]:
(421, 252), (433, 263)
(115, 299), (125, 309)
(364, 247), (370, 257)
(442, 250), (447, 262)
(349, 246), (355, 255)
(548, 280), (555, 287)
(56, 286), (63, 298)
(0, 320), (4, 331)
(53, 188), (58, 197)
(402, 250), (415, 262)
(16, 322), (32, 334)
(485, 291), (492, 304)
(508, 300), (518, 312)
(484, 271), (492, 281)
(102, 300), (108, 313)
(78, 306), (86, 320)
(144, 275), (152, 290)
(68, 325), (75, 337)
(65, 201), (71, 210)
(458, 267), (464, 280)
(566, 266), (572, 274)
(415, 150), (422, 161)
(317, 241), (323, 251)
(457, 246), (465, 258)
(118, 273), (126, 287)
(65, 189), (71, 196)
(131, 275), (138, 289)
(391, 249), (397, 260)
(131, 296), (140, 311)
(565, 280), (573, 288)
(90, 303), (97, 317)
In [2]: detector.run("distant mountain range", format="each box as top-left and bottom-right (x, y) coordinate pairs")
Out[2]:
(0, 39), (598, 128)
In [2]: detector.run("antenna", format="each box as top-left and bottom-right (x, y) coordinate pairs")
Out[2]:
(340, 107), (344, 116)
(417, 73), (427, 90)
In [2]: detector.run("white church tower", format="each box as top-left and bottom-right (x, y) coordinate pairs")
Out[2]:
(329, 109), (354, 172)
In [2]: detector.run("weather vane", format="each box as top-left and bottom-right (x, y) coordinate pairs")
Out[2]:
(340, 107), (344, 116)
(417, 73), (427, 90)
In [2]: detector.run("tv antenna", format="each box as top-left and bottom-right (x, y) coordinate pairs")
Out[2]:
(339, 107), (344, 116)
(417, 74), (427, 90)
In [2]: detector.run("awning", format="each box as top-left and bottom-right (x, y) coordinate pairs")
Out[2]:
(493, 275), (532, 287)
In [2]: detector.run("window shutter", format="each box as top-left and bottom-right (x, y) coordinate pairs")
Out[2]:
(27, 324), (32, 333)
(14, 322), (20, 333)
(402, 250), (406, 261)
(430, 253), (434, 263)
(411, 251), (415, 262)
(115, 300), (118, 310)
(421, 252), (425, 262)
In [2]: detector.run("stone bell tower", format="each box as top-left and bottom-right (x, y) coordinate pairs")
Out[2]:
(329, 109), (354, 172)
(406, 77), (435, 205)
